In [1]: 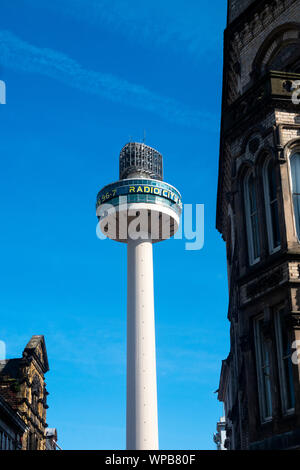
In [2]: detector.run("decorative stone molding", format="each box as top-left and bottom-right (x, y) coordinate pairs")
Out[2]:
(252, 22), (300, 76)
(240, 264), (287, 305)
(227, 0), (298, 48)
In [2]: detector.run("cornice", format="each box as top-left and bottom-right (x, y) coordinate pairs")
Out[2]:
(225, 0), (297, 41)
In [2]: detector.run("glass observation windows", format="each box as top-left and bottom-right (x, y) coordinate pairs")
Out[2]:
(99, 194), (182, 216)
(97, 179), (182, 211)
(244, 170), (261, 265)
(290, 152), (300, 239)
(254, 316), (273, 423)
(263, 158), (281, 253)
(275, 309), (295, 415)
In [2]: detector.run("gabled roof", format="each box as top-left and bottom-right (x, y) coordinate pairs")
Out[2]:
(23, 335), (49, 373)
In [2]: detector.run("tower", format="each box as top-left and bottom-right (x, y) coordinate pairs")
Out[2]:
(217, 0), (300, 450)
(96, 142), (182, 450)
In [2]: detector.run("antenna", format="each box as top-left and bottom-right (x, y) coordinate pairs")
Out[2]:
(143, 130), (146, 144)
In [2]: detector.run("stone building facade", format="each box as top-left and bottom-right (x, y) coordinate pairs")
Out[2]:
(0, 336), (50, 450)
(217, 0), (300, 450)
(0, 394), (26, 450)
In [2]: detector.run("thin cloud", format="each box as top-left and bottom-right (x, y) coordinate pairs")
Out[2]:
(24, 0), (219, 61)
(0, 30), (216, 129)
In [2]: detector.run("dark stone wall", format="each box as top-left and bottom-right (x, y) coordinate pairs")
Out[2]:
(228, 0), (257, 23)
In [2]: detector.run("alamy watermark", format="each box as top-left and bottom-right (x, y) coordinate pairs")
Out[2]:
(292, 340), (300, 365)
(0, 80), (6, 104)
(96, 200), (205, 251)
(292, 80), (300, 105)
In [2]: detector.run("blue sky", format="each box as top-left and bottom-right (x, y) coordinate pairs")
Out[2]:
(0, 0), (229, 450)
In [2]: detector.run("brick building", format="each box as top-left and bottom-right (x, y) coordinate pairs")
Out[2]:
(217, 0), (300, 449)
(0, 336), (53, 450)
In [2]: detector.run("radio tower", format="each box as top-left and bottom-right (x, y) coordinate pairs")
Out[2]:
(96, 142), (182, 450)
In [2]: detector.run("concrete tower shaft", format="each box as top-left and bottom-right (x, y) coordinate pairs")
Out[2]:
(126, 236), (158, 450)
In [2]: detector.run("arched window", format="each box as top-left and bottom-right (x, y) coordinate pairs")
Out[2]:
(31, 375), (40, 414)
(252, 25), (300, 77)
(244, 170), (260, 265)
(254, 315), (273, 423)
(275, 308), (295, 415)
(263, 158), (281, 253)
(290, 152), (300, 239)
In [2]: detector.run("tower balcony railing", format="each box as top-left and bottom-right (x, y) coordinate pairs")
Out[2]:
(223, 71), (300, 136)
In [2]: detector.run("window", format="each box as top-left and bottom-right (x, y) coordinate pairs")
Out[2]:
(263, 158), (281, 253)
(31, 374), (40, 415)
(275, 309), (295, 414)
(226, 206), (235, 264)
(254, 316), (273, 422)
(27, 432), (38, 450)
(244, 170), (261, 265)
(290, 152), (300, 239)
